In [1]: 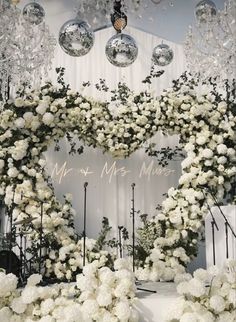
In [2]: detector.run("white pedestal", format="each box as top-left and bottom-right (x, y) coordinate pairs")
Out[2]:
(205, 205), (236, 269)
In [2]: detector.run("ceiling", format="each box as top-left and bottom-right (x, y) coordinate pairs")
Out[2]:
(18, 0), (226, 44)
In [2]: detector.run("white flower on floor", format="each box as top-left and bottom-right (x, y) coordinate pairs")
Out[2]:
(0, 272), (18, 297)
(11, 297), (27, 314)
(114, 300), (131, 320)
(166, 261), (236, 322)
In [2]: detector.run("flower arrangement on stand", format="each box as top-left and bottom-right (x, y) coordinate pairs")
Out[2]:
(166, 260), (236, 322)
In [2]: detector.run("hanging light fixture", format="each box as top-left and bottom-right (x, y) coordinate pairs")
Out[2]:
(105, 0), (138, 67)
(185, 0), (236, 90)
(111, 0), (127, 32)
(0, 0), (56, 102)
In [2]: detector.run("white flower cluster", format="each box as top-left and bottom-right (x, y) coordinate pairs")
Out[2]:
(0, 74), (235, 284)
(0, 272), (18, 298)
(66, 91), (160, 158)
(0, 259), (138, 322)
(45, 238), (111, 281)
(137, 80), (236, 281)
(166, 260), (236, 322)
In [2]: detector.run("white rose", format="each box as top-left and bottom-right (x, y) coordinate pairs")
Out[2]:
(10, 297), (27, 314)
(180, 312), (198, 322)
(23, 112), (34, 121)
(0, 272), (18, 297)
(218, 156), (227, 164)
(202, 148), (213, 158)
(96, 287), (112, 306)
(209, 295), (225, 312)
(14, 97), (24, 107)
(36, 102), (48, 115)
(0, 307), (12, 321)
(7, 167), (19, 178)
(196, 135), (207, 145)
(227, 148), (236, 158)
(14, 117), (25, 128)
(40, 298), (55, 315)
(81, 299), (99, 317)
(114, 301), (131, 320)
(217, 144), (228, 155)
(21, 286), (39, 304)
(42, 112), (54, 126)
(27, 274), (42, 286)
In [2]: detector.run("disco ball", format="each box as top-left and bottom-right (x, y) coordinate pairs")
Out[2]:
(59, 19), (94, 57)
(105, 33), (138, 67)
(23, 2), (45, 25)
(152, 43), (174, 66)
(195, 0), (217, 23)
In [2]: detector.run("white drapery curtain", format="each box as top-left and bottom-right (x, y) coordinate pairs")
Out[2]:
(45, 27), (186, 239)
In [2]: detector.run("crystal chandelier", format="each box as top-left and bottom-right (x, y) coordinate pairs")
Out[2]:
(75, 0), (166, 25)
(0, 0), (56, 101)
(185, 0), (236, 89)
(76, 0), (145, 17)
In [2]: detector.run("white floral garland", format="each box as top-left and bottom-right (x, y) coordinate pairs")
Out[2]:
(0, 74), (235, 281)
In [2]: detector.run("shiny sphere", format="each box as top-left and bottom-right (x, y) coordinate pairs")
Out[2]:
(23, 2), (45, 25)
(59, 19), (94, 57)
(152, 43), (174, 66)
(195, 0), (217, 23)
(105, 33), (138, 67)
(151, 0), (162, 4)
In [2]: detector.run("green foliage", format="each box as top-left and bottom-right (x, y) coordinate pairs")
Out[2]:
(145, 143), (185, 167)
(142, 63), (165, 84)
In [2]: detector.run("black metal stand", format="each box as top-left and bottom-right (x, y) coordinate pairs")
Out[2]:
(39, 201), (43, 274)
(201, 186), (236, 260)
(20, 193), (44, 275)
(131, 183), (135, 273)
(130, 183), (156, 294)
(225, 222), (229, 258)
(209, 191), (236, 260)
(7, 186), (16, 275)
(211, 221), (216, 265)
(202, 188), (219, 265)
(118, 226), (123, 258)
(83, 182), (88, 267)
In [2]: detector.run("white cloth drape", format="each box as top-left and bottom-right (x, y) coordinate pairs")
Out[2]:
(45, 27), (186, 239)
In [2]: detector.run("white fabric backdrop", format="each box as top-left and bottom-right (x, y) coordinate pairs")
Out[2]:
(45, 27), (186, 239)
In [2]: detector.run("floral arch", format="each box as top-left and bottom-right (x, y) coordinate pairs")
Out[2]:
(0, 70), (235, 281)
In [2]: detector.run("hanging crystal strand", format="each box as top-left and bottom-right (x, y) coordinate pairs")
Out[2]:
(0, 0), (55, 102)
(185, 0), (236, 91)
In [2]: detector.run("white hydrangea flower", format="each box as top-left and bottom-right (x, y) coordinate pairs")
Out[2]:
(42, 112), (54, 126)
(114, 300), (131, 320)
(10, 297), (27, 314)
(209, 295), (225, 312)
(0, 272), (18, 297)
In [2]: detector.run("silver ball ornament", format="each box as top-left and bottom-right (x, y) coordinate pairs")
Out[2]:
(23, 2), (45, 25)
(59, 19), (94, 57)
(152, 43), (174, 66)
(105, 33), (138, 68)
(195, 0), (217, 23)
